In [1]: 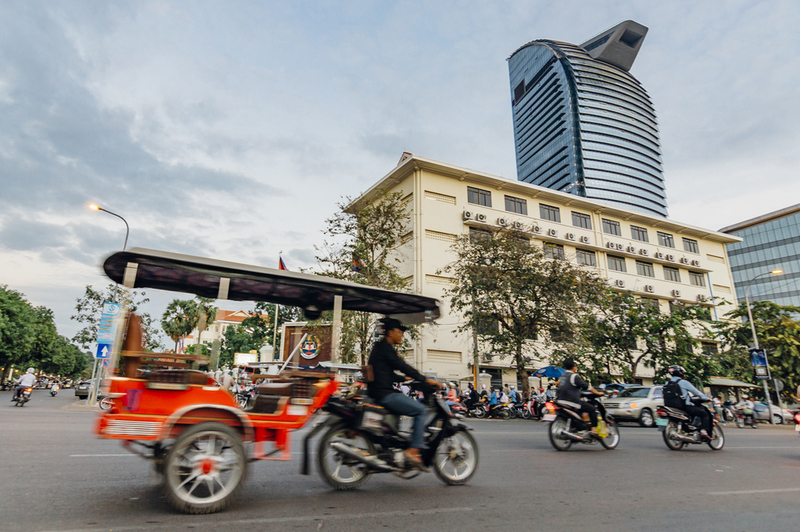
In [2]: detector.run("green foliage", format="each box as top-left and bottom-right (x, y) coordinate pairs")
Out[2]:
(314, 189), (411, 364)
(161, 299), (199, 352)
(0, 285), (37, 372)
(441, 229), (607, 393)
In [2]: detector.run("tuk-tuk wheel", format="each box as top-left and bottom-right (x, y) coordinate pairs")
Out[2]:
(162, 422), (247, 514)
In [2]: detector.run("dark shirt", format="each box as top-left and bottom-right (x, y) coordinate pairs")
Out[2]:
(555, 371), (589, 406)
(367, 339), (426, 402)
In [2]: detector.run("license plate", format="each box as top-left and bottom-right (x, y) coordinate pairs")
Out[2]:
(606, 409), (615, 415)
(543, 414), (556, 422)
(656, 418), (668, 426)
(361, 411), (383, 429)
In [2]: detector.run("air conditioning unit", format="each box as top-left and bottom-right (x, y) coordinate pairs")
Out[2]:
(497, 217), (508, 227)
(665, 254), (674, 261)
(476, 213), (487, 222)
(639, 249), (649, 256)
(511, 221), (524, 230)
(615, 243), (624, 251)
(626, 246), (636, 253)
(654, 252), (664, 259)
(463, 211), (474, 221)
(531, 224), (541, 233)
(690, 260), (700, 266)
(614, 279), (626, 288)
(672, 289), (682, 298)
(606, 242), (616, 249)
(579, 236), (590, 244)
(565, 232), (575, 240)
(644, 284), (655, 293)
(679, 257), (689, 264)
(547, 228), (558, 237)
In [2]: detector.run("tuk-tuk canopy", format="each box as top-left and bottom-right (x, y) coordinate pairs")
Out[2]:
(103, 248), (440, 323)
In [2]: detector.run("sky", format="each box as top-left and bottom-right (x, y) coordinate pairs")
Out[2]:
(1, 0), (799, 341)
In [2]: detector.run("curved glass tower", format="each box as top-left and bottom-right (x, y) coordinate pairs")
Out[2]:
(508, 20), (668, 217)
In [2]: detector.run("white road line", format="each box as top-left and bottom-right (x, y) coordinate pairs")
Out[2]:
(725, 446), (800, 450)
(709, 487), (800, 496)
(69, 454), (136, 457)
(38, 506), (473, 532)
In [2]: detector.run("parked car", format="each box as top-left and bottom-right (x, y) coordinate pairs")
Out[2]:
(74, 380), (92, 399)
(753, 402), (793, 424)
(601, 383), (640, 394)
(602, 386), (663, 427)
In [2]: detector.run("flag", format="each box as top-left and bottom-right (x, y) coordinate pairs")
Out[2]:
(279, 257), (287, 270)
(351, 252), (366, 272)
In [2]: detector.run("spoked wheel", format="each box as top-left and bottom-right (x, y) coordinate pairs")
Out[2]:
(99, 397), (113, 410)
(317, 424), (375, 490)
(639, 409), (654, 428)
(548, 417), (573, 451)
(163, 422), (247, 514)
(707, 425), (725, 451)
(662, 421), (685, 451)
(471, 407), (486, 419)
(521, 408), (531, 420)
(500, 409), (510, 420)
(508, 407), (518, 419)
(599, 418), (620, 450)
(433, 429), (479, 485)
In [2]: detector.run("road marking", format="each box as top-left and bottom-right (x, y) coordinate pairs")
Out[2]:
(725, 446), (800, 450)
(69, 454), (136, 457)
(39, 506), (473, 532)
(709, 487), (800, 496)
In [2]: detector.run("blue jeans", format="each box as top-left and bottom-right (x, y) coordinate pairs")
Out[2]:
(379, 392), (428, 449)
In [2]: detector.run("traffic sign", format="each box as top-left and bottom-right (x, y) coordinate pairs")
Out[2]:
(97, 302), (121, 343)
(95, 343), (111, 359)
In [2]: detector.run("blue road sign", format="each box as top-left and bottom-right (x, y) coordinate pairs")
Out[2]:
(95, 343), (112, 359)
(97, 302), (121, 343)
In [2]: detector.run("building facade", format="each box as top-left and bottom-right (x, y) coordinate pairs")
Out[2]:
(351, 153), (739, 386)
(507, 20), (668, 218)
(720, 203), (800, 308)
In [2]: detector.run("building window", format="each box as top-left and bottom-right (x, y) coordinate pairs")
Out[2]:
(602, 218), (621, 236)
(469, 227), (492, 242)
(576, 249), (597, 267)
(476, 315), (500, 335)
(683, 238), (699, 254)
(689, 271), (705, 287)
(572, 212), (592, 229)
(657, 232), (674, 248)
(467, 186), (491, 207)
(641, 298), (660, 310)
(636, 261), (655, 277)
(505, 195), (527, 215)
(631, 225), (649, 242)
(607, 255), (627, 272)
(664, 266), (681, 282)
(543, 242), (565, 260)
(539, 204), (561, 223)
(701, 341), (719, 355)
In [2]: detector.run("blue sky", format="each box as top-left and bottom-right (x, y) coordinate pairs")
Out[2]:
(1, 0), (799, 339)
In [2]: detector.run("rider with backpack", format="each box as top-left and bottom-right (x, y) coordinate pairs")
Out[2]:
(663, 365), (711, 439)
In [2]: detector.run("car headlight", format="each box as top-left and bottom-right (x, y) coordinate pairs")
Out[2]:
(620, 402), (630, 408)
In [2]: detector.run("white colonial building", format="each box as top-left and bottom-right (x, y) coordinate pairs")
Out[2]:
(348, 153), (741, 387)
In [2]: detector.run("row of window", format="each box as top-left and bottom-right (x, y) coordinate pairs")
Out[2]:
(542, 242), (706, 286)
(467, 186), (700, 253)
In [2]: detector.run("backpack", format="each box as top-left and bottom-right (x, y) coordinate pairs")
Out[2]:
(663, 379), (685, 408)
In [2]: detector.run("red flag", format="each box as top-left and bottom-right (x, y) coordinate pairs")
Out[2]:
(279, 257), (287, 271)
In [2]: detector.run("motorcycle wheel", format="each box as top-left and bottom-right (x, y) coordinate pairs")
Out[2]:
(473, 407), (486, 419)
(500, 409), (510, 420)
(548, 417), (573, 451)
(724, 410), (734, 422)
(433, 429), (479, 485)
(662, 421), (685, 451)
(736, 417), (744, 429)
(707, 425), (724, 451)
(599, 418), (620, 450)
(317, 423), (375, 490)
(99, 397), (113, 410)
(508, 407), (518, 419)
(521, 409), (531, 420)
(162, 422), (247, 514)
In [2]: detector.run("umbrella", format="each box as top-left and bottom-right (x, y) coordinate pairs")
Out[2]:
(531, 366), (565, 379)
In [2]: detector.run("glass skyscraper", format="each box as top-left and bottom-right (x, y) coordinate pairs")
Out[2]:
(508, 20), (668, 217)
(721, 204), (800, 308)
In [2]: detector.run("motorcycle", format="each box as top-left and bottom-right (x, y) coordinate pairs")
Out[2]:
(656, 398), (724, 451)
(12, 387), (33, 407)
(734, 407), (758, 429)
(467, 399), (488, 419)
(50, 383), (60, 396)
(307, 381), (479, 489)
(488, 401), (511, 419)
(547, 392), (620, 451)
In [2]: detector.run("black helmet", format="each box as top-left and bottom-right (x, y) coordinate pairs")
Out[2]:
(668, 365), (686, 378)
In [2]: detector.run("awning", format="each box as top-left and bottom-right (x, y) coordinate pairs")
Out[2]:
(709, 377), (758, 388)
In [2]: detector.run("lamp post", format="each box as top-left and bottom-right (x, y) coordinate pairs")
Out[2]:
(88, 204), (129, 250)
(744, 269), (782, 424)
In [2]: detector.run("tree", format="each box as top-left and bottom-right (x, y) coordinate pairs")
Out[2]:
(0, 285), (37, 378)
(161, 299), (199, 352)
(193, 297), (218, 347)
(71, 284), (158, 351)
(314, 189), (411, 364)
(441, 228), (607, 394)
(581, 289), (715, 385)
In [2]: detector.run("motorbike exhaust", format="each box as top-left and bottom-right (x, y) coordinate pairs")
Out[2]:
(560, 430), (585, 442)
(671, 433), (696, 443)
(329, 442), (395, 472)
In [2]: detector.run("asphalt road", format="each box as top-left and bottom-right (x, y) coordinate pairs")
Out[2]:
(2, 390), (799, 532)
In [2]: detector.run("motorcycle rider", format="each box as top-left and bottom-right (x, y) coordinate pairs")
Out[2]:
(735, 394), (755, 424)
(464, 383), (479, 410)
(555, 359), (604, 436)
(12, 368), (37, 401)
(666, 365), (712, 439)
(508, 385), (520, 403)
(366, 317), (441, 470)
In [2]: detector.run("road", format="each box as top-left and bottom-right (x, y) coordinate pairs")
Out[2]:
(2, 390), (799, 532)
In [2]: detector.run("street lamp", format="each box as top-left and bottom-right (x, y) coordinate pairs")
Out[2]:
(89, 204), (129, 250)
(744, 269), (782, 423)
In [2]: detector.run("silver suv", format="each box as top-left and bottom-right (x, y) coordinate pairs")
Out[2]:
(603, 386), (663, 427)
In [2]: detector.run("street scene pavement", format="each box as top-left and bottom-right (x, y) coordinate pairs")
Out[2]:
(2, 391), (799, 532)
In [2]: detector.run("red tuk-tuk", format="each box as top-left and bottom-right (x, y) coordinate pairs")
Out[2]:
(94, 249), (478, 514)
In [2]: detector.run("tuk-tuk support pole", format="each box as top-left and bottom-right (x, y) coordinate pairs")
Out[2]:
(331, 296), (342, 364)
